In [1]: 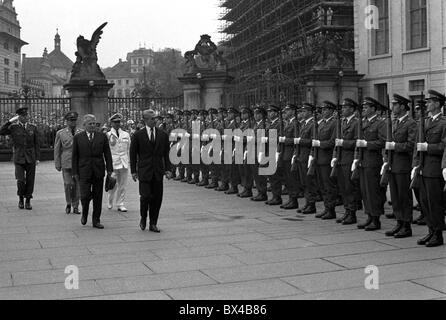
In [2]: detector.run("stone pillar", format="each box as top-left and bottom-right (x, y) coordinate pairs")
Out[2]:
(64, 80), (114, 126)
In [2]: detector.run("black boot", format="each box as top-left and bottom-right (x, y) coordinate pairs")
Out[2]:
(197, 180), (209, 187)
(358, 215), (373, 229)
(302, 203), (316, 215)
(418, 228), (435, 245)
(336, 211), (349, 224)
(365, 216), (381, 231)
(238, 190), (253, 198)
(25, 198), (32, 210)
(216, 183), (229, 192)
(321, 208), (336, 220)
(385, 220), (404, 237)
(342, 212), (357, 225)
(65, 205), (71, 214)
(281, 198), (299, 210)
(251, 193), (268, 202)
(267, 197), (283, 206)
(18, 196), (24, 210)
(225, 185), (239, 195)
(426, 231), (444, 247)
(394, 222), (412, 239)
(206, 181), (219, 189)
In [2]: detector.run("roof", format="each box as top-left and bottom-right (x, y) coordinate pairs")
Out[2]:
(22, 57), (45, 75)
(103, 60), (138, 79)
(47, 49), (73, 70)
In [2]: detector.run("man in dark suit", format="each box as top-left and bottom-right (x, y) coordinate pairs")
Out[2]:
(130, 109), (172, 233)
(383, 94), (417, 238)
(72, 114), (113, 229)
(0, 106), (40, 210)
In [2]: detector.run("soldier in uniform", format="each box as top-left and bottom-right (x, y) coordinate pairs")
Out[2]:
(188, 109), (201, 185)
(412, 101), (426, 225)
(216, 107), (230, 191)
(295, 103), (318, 214)
(415, 90), (446, 247)
(0, 106), (40, 210)
(353, 97), (387, 231)
(332, 99), (362, 225)
(279, 104), (300, 210)
(237, 106), (254, 198)
(54, 111), (82, 214)
(197, 109), (210, 187)
(383, 94), (417, 238)
(225, 107), (242, 195)
(251, 105), (268, 201)
(312, 101), (338, 219)
(164, 113), (177, 179)
(205, 108), (221, 189)
(106, 113), (131, 213)
(172, 110), (186, 181)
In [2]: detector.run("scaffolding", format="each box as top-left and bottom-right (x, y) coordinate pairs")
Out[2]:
(219, 0), (354, 107)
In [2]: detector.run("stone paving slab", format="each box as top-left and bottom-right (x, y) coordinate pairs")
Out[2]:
(412, 276), (446, 294)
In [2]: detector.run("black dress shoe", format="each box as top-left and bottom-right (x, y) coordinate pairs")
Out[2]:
(358, 215), (373, 229)
(394, 223), (412, 239)
(385, 221), (404, 237)
(197, 180), (209, 187)
(93, 223), (104, 229)
(173, 176), (182, 181)
(25, 199), (32, 210)
(321, 209), (336, 220)
(216, 184), (229, 192)
(73, 207), (80, 215)
(297, 203), (309, 213)
(315, 210), (326, 219)
(268, 198), (283, 206)
(180, 177), (189, 183)
(206, 183), (218, 189)
(342, 213), (357, 225)
(81, 214), (88, 226)
(140, 218), (147, 231)
(149, 225), (161, 233)
(365, 217), (381, 231)
(282, 198), (299, 210)
(65, 205), (71, 214)
(187, 179), (196, 184)
(239, 191), (253, 198)
(251, 194), (268, 202)
(385, 213), (396, 219)
(418, 229), (435, 245)
(336, 212), (349, 224)
(225, 187), (239, 195)
(302, 203), (316, 215)
(18, 197), (24, 210)
(426, 231), (444, 247)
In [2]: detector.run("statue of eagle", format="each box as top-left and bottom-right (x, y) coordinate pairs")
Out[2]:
(76, 22), (107, 62)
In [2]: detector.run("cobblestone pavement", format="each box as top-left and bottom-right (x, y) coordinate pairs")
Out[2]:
(0, 161), (445, 300)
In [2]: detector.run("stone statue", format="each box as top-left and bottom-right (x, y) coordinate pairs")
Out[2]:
(70, 22), (108, 81)
(184, 34), (227, 72)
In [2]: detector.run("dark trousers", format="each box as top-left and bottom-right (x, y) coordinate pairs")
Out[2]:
(79, 175), (104, 224)
(15, 162), (36, 199)
(139, 179), (164, 226)
(359, 167), (386, 217)
(389, 173), (413, 222)
(229, 164), (241, 187)
(252, 164), (267, 195)
(282, 160), (300, 198)
(178, 164), (185, 178)
(209, 164), (220, 184)
(269, 164), (284, 198)
(337, 164), (361, 212)
(301, 162), (318, 204)
(238, 164), (253, 191)
(419, 176), (445, 232)
(316, 165), (338, 210)
(200, 164), (209, 181)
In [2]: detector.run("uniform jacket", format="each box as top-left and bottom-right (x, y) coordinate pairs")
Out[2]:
(336, 117), (358, 166)
(130, 127), (172, 182)
(298, 118), (315, 163)
(54, 127), (83, 170)
(0, 121), (40, 164)
(415, 115), (446, 178)
(107, 128), (131, 170)
(282, 118), (299, 161)
(384, 115), (416, 174)
(312, 116), (336, 166)
(358, 115), (386, 168)
(72, 131), (113, 179)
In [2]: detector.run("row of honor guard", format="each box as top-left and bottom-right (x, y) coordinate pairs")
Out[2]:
(169, 90), (446, 248)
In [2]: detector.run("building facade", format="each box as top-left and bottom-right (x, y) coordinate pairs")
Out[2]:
(0, 0), (27, 97)
(355, 0), (446, 103)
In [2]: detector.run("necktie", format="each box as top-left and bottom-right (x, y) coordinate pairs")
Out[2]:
(116, 130), (119, 138)
(71, 129), (75, 137)
(150, 129), (155, 143)
(89, 133), (93, 141)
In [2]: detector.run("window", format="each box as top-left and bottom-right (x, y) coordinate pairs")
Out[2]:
(138, 58), (142, 65)
(409, 79), (425, 92)
(117, 79), (122, 86)
(3, 42), (8, 50)
(4, 58), (9, 65)
(144, 59), (148, 65)
(14, 71), (19, 86)
(14, 61), (19, 68)
(371, 0), (389, 56)
(14, 46), (19, 53)
(4, 69), (10, 85)
(375, 83), (388, 105)
(408, 0), (427, 50)
(126, 79), (129, 85)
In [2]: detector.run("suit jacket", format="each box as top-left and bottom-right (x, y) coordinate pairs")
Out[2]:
(335, 117), (359, 165)
(0, 121), (40, 164)
(384, 116), (417, 174)
(415, 115), (446, 178)
(107, 128), (131, 170)
(72, 131), (113, 179)
(130, 127), (172, 182)
(54, 127), (83, 170)
(360, 116), (386, 168)
(313, 117), (336, 166)
(298, 118), (314, 163)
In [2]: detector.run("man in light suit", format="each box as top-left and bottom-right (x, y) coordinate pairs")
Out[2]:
(72, 114), (113, 229)
(107, 113), (131, 212)
(54, 111), (83, 214)
(130, 109), (172, 233)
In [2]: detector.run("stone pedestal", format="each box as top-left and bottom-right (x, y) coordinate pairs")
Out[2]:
(303, 69), (364, 104)
(64, 80), (114, 125)
(178, 71), (234, 110)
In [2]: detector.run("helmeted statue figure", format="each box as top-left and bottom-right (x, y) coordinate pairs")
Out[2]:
(184, 34), (227, 73)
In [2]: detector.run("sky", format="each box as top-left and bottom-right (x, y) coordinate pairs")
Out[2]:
(14, 0), (223, 68)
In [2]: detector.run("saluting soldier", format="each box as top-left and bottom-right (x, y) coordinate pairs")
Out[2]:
(237, 106), (254, 198)
(332, 98), (362, 225)
(312, 101), (338, 220)
(295, 103), (318, 214)
(205, 108), (221, 190)
(54, 111), (82, 214)
(224, 107), (242, 195)
(279, 104), (300, 210)
(353, 97), (387, 231)
(251, 105), (269, 201)
(383, 94), (417, 238)
(415, 90), (446, 247)
(0, 106), (40, 210)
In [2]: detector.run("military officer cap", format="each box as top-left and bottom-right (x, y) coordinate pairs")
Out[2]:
(240, 105), (253, 114)
(199, 109), (209, 116)
(321, 101), (337, 109)
(190, 109), (200, 115)
(266, 104), (280, 113)
(127, 120), (135, 125)
(283, 103), (299, 111)
(426, 90), (446, 105)
(301, 102), (315, 111)
(227, 106), (240, 115)
(362, 97), (385, 110)
(341, 98), (359, 109)
(392, 94), (411, 110)
(65, 111), (79, 121)
(253, 105), (267, 115)
(15, 106), (28, 116)
(109, 113), (123, 122)
(183, 110), (192, 116)
(174, 109), (184, 115)
(208, 108), (218, 115)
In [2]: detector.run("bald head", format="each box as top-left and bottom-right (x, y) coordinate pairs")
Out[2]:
(142, 109), (156, 128)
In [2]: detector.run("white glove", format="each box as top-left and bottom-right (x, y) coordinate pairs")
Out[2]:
(210, 133), (217, 139)
(232, 149), (236, 158)
(261, 137), (268, 143)
(356, 140), (367, 148)
(202, 134), (209, 142)
(184, 133), (191, 138)
(411, 166), (418, 180)
(380, 163), (388, 176)
(234, 136), (241, 143)
(335, 139), (344, 147)
(244, 151), (248, 161)
(307, 155), (314, 169)
(417, 142), (428, 152)
(208, 146), (213, 157)
(247, 136), (254, 143)
(279, 136), (286, 143)
(193, 134), (200, 140)
(176, 143), (181, 151)
(222, 135), (228, 141)
(170, 133), (177, 140)
(275, 152), (280, 163)
(294, 138), (301, 145)
(443, 168), (446, 181)
(351, 159), (359, 172)
(385, 142), (396, 150)
(312, 140), (321, 148)
(177, 132), (183, 138)
(291, 155), (296, 166)
(9, 115), (20, 123)
(330, 158), (337, 168)
(258, 151), (264, 163)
